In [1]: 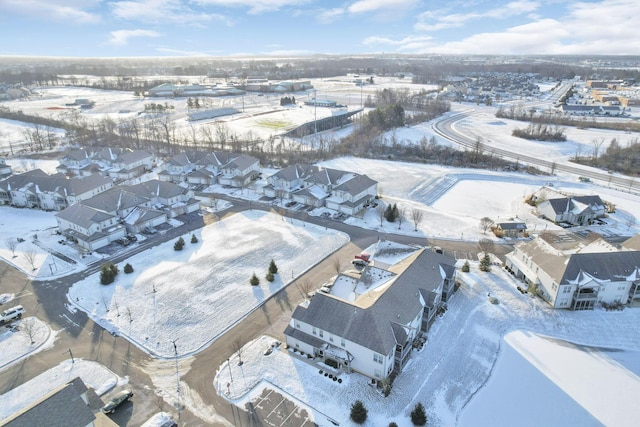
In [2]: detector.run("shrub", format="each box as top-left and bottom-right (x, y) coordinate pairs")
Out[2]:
(123, 263), (134, 274)
(461, 260), (470, 272)
(410, 402), (427, 426)
(268, 259), (278, 274)
(250, 273), (260, 286)
(191, 234), (198, 243)
(266, 271), (275, 282)
(479, 253), (491, 272)
(350, 400), (368, 425)
(389, 423), (399, 427)
(100, 262), (118, 285)
(337, 378), (342, 383)
(174, 237), (185, 251)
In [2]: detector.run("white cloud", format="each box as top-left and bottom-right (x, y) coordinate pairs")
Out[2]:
(363, 34), (432, 47)
(108, 29), (160, 46)
(316, 7), (345, 24)
(348, 0), (419, 14)
(0, 0), (101, 24)
(415, 1), (540, 32)
(194, 0), (311, 14)
(110, 0), (233, 25)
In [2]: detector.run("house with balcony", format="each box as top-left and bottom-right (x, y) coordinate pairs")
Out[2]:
(0, 169), (112, 210)
(505, 231), (640, 309)
(284, 242), (456, 382)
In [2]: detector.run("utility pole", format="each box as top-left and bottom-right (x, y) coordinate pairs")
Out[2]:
(64, 348), (74, 363)
(172, 339), (183, 416)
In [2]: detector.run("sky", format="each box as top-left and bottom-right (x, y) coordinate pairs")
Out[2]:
(0, 0), (639, 57)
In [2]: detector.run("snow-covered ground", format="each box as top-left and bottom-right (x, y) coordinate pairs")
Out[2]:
(209, 261), (640, 427)
(2, 78), (640, 426)
(68, 211), (348, 358)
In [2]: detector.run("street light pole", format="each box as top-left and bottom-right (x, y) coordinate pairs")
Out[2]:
(64, 348), (74, 363)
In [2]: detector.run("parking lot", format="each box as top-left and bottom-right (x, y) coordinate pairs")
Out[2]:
(245, 388), (319, 427)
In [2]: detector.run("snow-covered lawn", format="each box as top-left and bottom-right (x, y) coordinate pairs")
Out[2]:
(213, 262), (640, 427)
(68, 211), (349, 358)
(0, 316), (55, 370)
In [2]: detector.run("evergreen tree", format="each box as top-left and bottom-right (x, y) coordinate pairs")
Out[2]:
(350, 400), (368, 425)
(191, 234), (198, 243)
(100, 262), (118, 285)
(389, 423), (398, 427)
(174, 237), (185, 251)
(268, 259), (278, 274)
(123, 263), (134, 274)
(479, 253), (492, 272)
(266, 271), (275, 282)
(410, 402), (427, 426)
(462, 260), (470, 272)
(250, 273), (260, 286)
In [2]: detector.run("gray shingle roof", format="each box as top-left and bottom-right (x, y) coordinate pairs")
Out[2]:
(290, 249), (456, 354)
(55, 203), (115, 229)
(0, 377), (96, 427)
(560, 251), (640, 285)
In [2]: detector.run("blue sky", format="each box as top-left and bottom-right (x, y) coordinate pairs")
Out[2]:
(0, 0), (638, 57)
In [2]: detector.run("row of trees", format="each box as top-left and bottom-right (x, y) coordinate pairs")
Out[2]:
(350, 400), (427, 425)
(512, 122), (567, 142)
(250, 259), (279, 285)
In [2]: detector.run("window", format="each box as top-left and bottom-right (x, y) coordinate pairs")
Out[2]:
(373, 353), (383, 364)
(329, 336), (333, 342)
(319, 330), (323, 338)
(295, 321), (300, 329)
(312, 327), (317, 335)
(341, 338), (346, 347)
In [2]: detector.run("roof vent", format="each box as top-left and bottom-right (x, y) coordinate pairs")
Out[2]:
(397, 314), (400, 319)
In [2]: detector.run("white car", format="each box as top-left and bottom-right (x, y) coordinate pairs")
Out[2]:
(1, 305), (24, 324)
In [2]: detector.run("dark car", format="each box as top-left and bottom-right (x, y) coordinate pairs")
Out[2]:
(101, 389), (133, 414)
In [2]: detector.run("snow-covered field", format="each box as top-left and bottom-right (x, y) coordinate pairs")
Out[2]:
(68, 211), (348, 358)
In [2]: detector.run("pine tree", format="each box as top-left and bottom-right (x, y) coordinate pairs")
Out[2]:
(410, 402), (427, 426)
(479, 253), (491, 272)
(100, 262), (118, 285)
(191, 234), (198, 243)
(350, 400), (368, 425)
(123, 263), (134, 274)
(268, 259), (278, 274)
(462, 260), (470, 272)
(174, 237), (185, 251)
(266, 271), (275, 282)
(250, 273), (260, 286)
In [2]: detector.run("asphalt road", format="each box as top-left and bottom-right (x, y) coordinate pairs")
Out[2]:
(0, 192), (512, 426)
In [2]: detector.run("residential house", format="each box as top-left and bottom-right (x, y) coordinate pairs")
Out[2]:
(57, 147), (153, 180)
(537, 195), (606, 226)
(0, 169), (113, 210)
(263, 164), (378, 213)
(505, 231), (640, 309)
(55, 180), (198, 250)
(284, 243), (456, 382)
(0, 377), (116, 427)
(159, 150), (259, 188)
(493, 222), (528, 238)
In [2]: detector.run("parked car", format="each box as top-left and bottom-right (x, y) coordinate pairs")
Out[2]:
(126, 234), (138, 242)
(1, 305), (24, 324)
(101, 389), (133, 414)
(352, 259), (368, 267)
(143, 227), (157, 235)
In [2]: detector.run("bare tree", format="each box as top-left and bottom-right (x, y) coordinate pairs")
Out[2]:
(332, 257), (341, 274)
(591, 137), (605, 164)
(298, 279), (313, 298)
(101, 293), (110, 312)
(480, 217), (494, 234)
(233, 338), (245, 366)
(5, 238), (18, 258)
(396, 205), (406, 230)
(376, 203), (385, 227)
(411, 209), (424, 231)
(478, 238), (495, 254)
(22, 318), (40, 344)
(24, 249), (37, 271)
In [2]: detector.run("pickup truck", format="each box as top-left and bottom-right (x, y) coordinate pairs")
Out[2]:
(1, 305), (24, 324)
